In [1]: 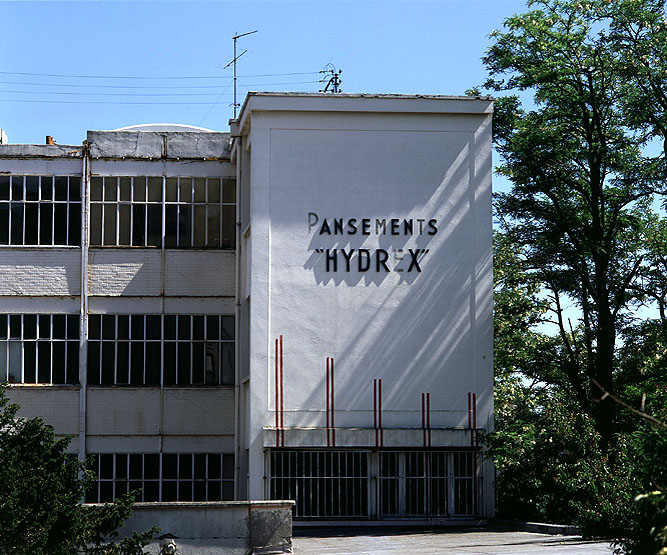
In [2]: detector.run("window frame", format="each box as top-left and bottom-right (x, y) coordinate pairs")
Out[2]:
(86, 452), (234, 503)
(0, 175), (82, 247)
(89, 176), (235, 249)
(87, 314), (235, 387)
(0, 313), (80, 385)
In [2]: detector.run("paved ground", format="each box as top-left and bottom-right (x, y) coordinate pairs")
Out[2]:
(292, 528), (616, 554)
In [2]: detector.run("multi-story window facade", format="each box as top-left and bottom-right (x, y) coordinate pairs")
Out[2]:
(0, 126), (238, 509)
(0, 94), (495, 524)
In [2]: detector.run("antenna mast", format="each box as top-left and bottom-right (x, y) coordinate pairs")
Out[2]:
(224, 30), (257, 119)
(319, 64), (342, 93)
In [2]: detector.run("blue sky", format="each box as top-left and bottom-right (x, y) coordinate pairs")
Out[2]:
(1, 1), (528, 145)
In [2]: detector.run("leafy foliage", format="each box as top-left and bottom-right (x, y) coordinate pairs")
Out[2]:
(486, 0), (667, 548)
(0, 386), (157, 554)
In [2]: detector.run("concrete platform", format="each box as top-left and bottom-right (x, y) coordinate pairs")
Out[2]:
(292, 528), (615, 554)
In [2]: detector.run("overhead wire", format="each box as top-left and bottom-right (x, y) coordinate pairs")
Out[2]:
(0, 81), (319, 97)
(0, 69), (321, 106)
(0, 70), (320, 79)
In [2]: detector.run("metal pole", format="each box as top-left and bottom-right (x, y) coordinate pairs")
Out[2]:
(233, 36), (237, 119)
(227, 30), (257, 119)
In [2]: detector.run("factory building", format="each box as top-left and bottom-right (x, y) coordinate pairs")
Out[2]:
(0, 92), (493, 522)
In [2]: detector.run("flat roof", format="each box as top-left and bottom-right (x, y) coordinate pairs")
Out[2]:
(236, 91), (493, 134)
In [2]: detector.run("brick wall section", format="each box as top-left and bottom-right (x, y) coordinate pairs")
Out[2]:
(87, 388), (161, 435)
(88, 249), (235, 297)
(0, 249), (81, 295)
(164, 251), (235, 296)
(5, 386), (79, 435)
(86, 388), (234, 436)
(162, 388), (235, 435)
(88, 249), (161, 296)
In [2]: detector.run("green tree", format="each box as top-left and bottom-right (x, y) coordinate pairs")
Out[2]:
(485, 0), (663, 442)
(491, 231), (639, 534)
(0, 387), (156, 554)
(484, 0), (667, 541)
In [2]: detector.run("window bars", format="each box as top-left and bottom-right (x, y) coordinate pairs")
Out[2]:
(268, 450), (481, 520)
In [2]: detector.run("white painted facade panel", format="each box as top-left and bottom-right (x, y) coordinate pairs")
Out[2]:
(86, 388), (161, 435)
(0, 249), (81, 295)
(162, 388), (235, 435)
(164, 251), (235, 296)
(87, 250), (235, 297)
(88, 249), (162, 296)
(238, 95), (493, 511)
(6, 386), (80, 435)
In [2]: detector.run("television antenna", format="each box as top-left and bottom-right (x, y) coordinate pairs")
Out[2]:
(223, 30), (258, 119)
(319, 63), (342, 93)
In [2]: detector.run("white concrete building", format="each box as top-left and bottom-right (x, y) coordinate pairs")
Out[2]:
(0, 92), (493, 522)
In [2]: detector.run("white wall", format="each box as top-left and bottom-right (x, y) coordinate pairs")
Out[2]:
(240, 94), (493, 502)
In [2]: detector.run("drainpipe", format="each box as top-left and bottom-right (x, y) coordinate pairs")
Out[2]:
(78, 143), (90, 465)
(232, 129), (242, 499)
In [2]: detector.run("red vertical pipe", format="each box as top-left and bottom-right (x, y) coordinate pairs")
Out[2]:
(279, 335), (284, 447)
(468, 392), (473, 447)
(275, 338), (279, 446)
(427, 392), (431, 447)
(326, 358), (330, 447)
(421, 393), (426, 447)
(374, 379), (378, 448)
(331, 358), (335, 447)
(379, 379), (383, 447)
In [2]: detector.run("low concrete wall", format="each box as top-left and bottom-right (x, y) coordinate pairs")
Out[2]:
(112, 501), (294, 555)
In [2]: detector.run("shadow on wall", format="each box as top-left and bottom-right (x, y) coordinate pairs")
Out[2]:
(276, 137), (492, 430)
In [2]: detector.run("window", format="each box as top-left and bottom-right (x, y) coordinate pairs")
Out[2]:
(0, 175), (81, 246)
(0, 314), (80, 384)
(269, 451), (369, 518)
(89, 176), (235, 248)
(87, 314), (235, 386)
(86, 452), (234, 503)
(268, 450), (481, 520)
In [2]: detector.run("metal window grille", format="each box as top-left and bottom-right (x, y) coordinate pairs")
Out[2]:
(268, 450), (481, 521)
(87, 314), (235, 386)
(0, 314), (79, 384)
(0, 175), (81, 246)
(268, 450), (369, 519)
(86, 453), (234, 503)
(379, 451), (480, 518)
(89, 176), (235, 248)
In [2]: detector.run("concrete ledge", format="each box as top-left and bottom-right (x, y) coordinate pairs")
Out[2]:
(263, 426), (484, 448)
(87, 131), (231, 160)
(0, 144), (82, 157)
(492, 519), (581, 536)
(98, 500), (295, 554)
